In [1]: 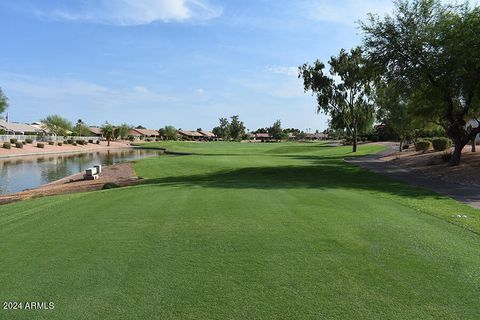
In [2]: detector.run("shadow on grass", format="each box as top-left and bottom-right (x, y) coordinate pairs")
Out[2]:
(140, 158), (443, 199)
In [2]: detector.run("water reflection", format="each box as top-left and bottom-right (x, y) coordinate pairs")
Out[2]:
(0, 148), (161, 194)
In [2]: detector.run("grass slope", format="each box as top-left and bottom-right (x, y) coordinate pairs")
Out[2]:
(1, 142), (479, 319)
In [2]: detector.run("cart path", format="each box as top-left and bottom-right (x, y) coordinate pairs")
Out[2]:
(347, 143), (480, 209)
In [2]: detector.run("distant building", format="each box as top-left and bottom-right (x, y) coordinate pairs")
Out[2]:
(198, 130), (218, 141)
(128, 128), (159, 140)
(0, 119), (44, 135)
(305, 133), (328, 141)
(253, 133), (273, 142)
(88, 127), (104, 137)
(177, 130), (207, 141)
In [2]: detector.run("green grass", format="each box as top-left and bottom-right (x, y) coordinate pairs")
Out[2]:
(1, 142), (480, 319)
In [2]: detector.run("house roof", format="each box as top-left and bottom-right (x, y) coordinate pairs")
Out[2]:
(88, 127), (103, 135)
(199, 130), (216, 137)
(0, 119), (43, 133)
(178, 130), (205, 137)
(134, 129), (159, 136)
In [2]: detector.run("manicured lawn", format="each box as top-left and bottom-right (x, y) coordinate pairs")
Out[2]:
(1, 142), (479, 319)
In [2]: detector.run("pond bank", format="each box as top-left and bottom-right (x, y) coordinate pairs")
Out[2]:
(0, 162), (142, 205)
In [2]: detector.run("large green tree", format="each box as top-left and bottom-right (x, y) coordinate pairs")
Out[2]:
(73, 119), (91, 137)
(0, 87), (8, 115)
(299, 47), (375, 152)
(229, 115), (246, 141)
(40, 115), (72, 136)
(268, 120), (287, 141)
(362, 0), (480, 164)
(212, 118), (230, 140)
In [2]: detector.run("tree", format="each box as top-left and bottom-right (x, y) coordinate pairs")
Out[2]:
(268, 120), (286, 140)
(73, 119), (91, 137)
(161, 125), (178, 141)
(101, 122), (114, 146)
(299, 47), (375, 152)
(375, 82), (416, 151)
(40, 115), (72, 136)
(229, 115), (246, 141)
(0, 87), (8, 115)
(196, 128), (202, 132)
(212, 117), (230, 140)
(362, 0), (480, 165)
(115, 123), (132, 140)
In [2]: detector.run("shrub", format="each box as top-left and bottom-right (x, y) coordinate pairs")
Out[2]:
(96, 140), (100, 144)
(72, 142), (77, 146)
(402, 144), (410, 150)
(37, 143), (45, 148)
(15, 142), (23, 148)
(25, 138), (33, 144)
(102, 182), (120, 190)
(10, 138), (17, 144)
(369, 135), (379, 142)
(3, 142), (11, 149)
(76, 140), (83, 145)
(415, 140), (431, 152)
(57, 142), (63, 146)
(67, 139), (74, 144)
(48, 141), (55, 145)
(432, 137), (452, 151)
(88, 139), (94, 144)
(22, 141), (26, 145)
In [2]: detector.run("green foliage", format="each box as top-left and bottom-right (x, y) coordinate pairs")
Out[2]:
(115, 123), (132, 140)
(48, 141), (55, 145)
(3, 142), (11, 149)
(299, 47), (375, 152)
(362, 0), (480, 164)
(10, 138), (17, 144)
(213, 117), (230, 140)
(160, 125), (178, 141)
(57, 142), (63, 146)
(40, 115), (72, 136)
(0, 87), (8, 115)
(37, 143), (45, 148)
(73, 119), (91, 136)
(432, 137), (452, 151)
(15, 142), (23, 148)
(415, 141), (431, 152)
(268, 120), (286, 140)
(229, 115), (246, 141)
(101, 122), (115, 146)
(25, 138), (33, 144)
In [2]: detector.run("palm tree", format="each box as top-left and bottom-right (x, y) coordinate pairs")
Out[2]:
(101, 122), (114, 146)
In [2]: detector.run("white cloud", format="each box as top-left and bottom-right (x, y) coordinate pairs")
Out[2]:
(39, 0), (222, 26)
(301, 0), (393, 25)
(0, 72), (174, 105)
(196, 88), (205, 96)
(267, 66), (299, 77)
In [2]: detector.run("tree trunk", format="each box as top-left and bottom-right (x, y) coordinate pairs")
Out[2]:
(399, 137), (404, 152)
(450, 139), (467, 166)
(472, 137), (476, 152)
(107, 138), (110, 147)
(352, 129), (357, 153)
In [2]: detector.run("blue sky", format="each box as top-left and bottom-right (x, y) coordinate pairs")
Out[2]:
(0, 0), (394, 131)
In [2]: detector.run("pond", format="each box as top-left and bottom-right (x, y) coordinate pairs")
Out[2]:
(0, 148), (162, 195)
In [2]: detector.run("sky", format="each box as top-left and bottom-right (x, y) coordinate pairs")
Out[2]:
(0, 0), (395, 131)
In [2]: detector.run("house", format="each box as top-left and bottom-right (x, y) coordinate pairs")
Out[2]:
(254, 133), (274, 142)
(0, 119), (43, 135)
(199, 131), (218, 141)
(88, 127), (104, 137)
(177, 130), (206, 141)
(128, 128), (159, 140)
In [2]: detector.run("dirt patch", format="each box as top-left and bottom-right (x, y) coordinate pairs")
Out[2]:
(0, 162), (142, 205)
(383, 147), (480, 187)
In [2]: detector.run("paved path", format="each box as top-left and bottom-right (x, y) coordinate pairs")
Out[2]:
(347, 142), (480, 209)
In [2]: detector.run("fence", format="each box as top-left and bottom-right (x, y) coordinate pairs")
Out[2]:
(0, 135), (101, 143)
